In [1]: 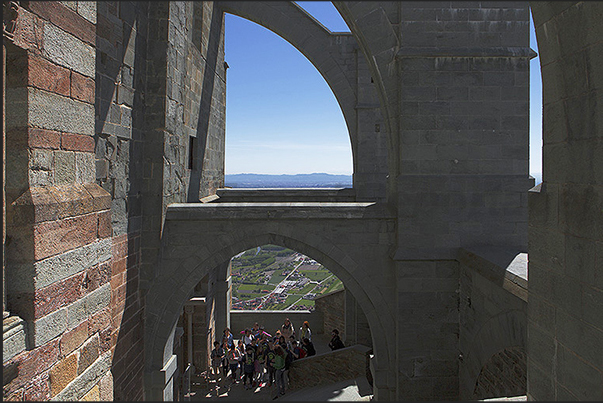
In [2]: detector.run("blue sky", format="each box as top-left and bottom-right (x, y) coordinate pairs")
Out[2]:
(224, 2), (543, 179)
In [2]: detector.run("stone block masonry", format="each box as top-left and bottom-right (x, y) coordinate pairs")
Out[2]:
(3, 1), (601, 402)
(3, 2), (114, 401)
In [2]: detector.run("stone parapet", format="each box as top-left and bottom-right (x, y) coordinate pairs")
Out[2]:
(230, 310), (324, 336)
(165, 202), (381, 221)
(288, 344), (371, 392)
(215, 188), (357, 203)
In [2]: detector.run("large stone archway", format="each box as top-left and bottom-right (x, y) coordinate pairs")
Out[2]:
(217, 1), (358, 155)
(144, 202), (396, 400)
(217, 1), (390, 202)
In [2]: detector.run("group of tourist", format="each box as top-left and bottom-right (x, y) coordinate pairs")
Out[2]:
(209, 318), (345, 396)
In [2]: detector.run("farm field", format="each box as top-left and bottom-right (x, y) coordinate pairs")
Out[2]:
(230, 245), (343, 311)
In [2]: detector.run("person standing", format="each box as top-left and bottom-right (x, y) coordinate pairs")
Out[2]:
(299, 320), (312, 342)
(302, 337), (316, 356)
(264, 340), (276, 387)
(242, 328), (254, 347)
(223, 327), (234, 349)
(273, 345), (288, 396)
(236, 339), (246, 380)
(328, 329), (345, 351)
(242, 347), (255, 390)
(227, 344), (241, 382)
(221, 341), (229, 377)
(210, 341), (225, 381)
(281, 318), (295, 340)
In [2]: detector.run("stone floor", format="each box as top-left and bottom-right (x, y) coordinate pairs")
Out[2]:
(190, 333), (373, 401)
(190, 375), (372, 401)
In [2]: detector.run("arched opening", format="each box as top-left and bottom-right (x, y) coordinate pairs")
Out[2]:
(224, 13), (353, 183)
(145, 227), (391, 401)
(230, 245), (344, 312)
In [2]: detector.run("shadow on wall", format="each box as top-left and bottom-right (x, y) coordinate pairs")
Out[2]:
(95, 2), (145, 400)
(474, 347), (527, 400)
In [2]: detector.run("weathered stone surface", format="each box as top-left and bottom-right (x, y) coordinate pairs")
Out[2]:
(75, 152), (95, 184)
(52, 351), (111, 401)
(33, 212), (97, 260)
(76, 1), (97, 24)
(88, 308), (111, 336)
(32, 308), (68, 348)
(61, 133), (95, 153)
(81, 384), (100, 401)
(49, 352), (78, 397)
(60, 320), (88, 357)
(70, 71), (95, 104)
(28, 88), (95, 135)
(30, 238), (112, 291)
(98, 371), (114, 401)
(34, 271), (85, 319)
(288, 345), (371, 391)
(77, 334), (100, 375)
(4, 1), (602, 402)
(42, 21), (95, 76)
(28, 53), (71, 96)
(24, 370), (51, 401)
(67, 283), (111, 329)
(53, 150), (76, 185)
(28, 127), (61, 150)
(3, 316), (27, 364)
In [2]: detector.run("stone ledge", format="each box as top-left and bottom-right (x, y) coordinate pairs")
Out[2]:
(458, 246), (528, 302)
(396, 46), (532, 59)
(3, 315), (28, 364)
(9, 183), (111, 225)
(166, 202), (380, 221)
(215, 187), (356, 203)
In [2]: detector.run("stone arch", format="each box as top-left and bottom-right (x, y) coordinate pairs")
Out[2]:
(332, 1), (400, 196)
(216, 1), (359, 163)
(144, 224), (393, 399)
(464, 310), (527, 400)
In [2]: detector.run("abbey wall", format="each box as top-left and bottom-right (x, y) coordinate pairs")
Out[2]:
(3, 1), (602, 401)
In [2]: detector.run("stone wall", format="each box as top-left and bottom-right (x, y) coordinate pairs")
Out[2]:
(314, 289), (345, 339)
(458, 247), (527, 400)
(288, 344), (371, 392)
(4, 1), (114, 400)
(94, 1), (148, 400)
(528, 2), (603, 400)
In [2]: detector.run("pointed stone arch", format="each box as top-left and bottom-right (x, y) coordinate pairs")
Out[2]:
(216, 1), (360, 169)
(143, 211), (395, 399)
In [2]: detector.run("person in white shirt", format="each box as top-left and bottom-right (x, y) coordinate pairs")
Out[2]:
(299, 320), (312, 342)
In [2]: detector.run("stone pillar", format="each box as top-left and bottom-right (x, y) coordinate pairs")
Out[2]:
(214, 261), (231, 335)
(345, 290), (356, 345)
(184, 305), (195, 372)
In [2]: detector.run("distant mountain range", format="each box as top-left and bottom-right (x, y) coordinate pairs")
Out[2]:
(225, 172), (542, 188)
(225, 173), (353, 188)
